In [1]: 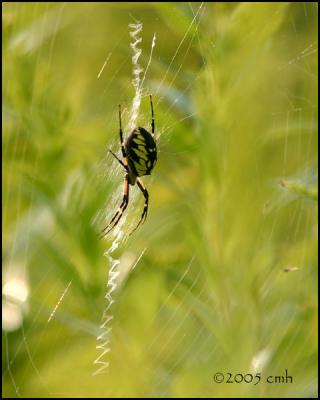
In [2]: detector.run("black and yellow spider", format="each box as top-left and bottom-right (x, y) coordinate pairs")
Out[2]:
(100, 95), (157, 238)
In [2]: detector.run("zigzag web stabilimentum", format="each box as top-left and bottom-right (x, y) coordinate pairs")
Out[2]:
(93, 21), (156, 375)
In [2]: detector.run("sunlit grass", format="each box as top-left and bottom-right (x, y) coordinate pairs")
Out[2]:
(2, 2), (318, 398)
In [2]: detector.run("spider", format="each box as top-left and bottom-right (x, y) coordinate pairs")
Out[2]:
(100, 95), (157, 238)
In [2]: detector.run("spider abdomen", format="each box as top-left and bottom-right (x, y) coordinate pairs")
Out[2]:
(125, 127), (157, 178)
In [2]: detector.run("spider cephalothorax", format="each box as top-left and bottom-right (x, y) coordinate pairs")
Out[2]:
(100, 95), (157, 238)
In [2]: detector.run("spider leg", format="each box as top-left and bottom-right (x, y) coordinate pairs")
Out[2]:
(118, 104), (128, 163)
(99, 173), (130, 238)
(149, 94), (155, 136)
(129, 177), (149, 236)
(108, 149), (127, 170)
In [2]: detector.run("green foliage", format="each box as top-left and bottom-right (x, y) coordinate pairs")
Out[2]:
(2, 2), (318, 398)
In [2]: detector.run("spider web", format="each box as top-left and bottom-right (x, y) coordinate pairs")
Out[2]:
(2, 2), (318, 398)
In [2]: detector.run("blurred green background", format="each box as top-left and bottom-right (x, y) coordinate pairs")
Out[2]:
(2, 2), (318, 398)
